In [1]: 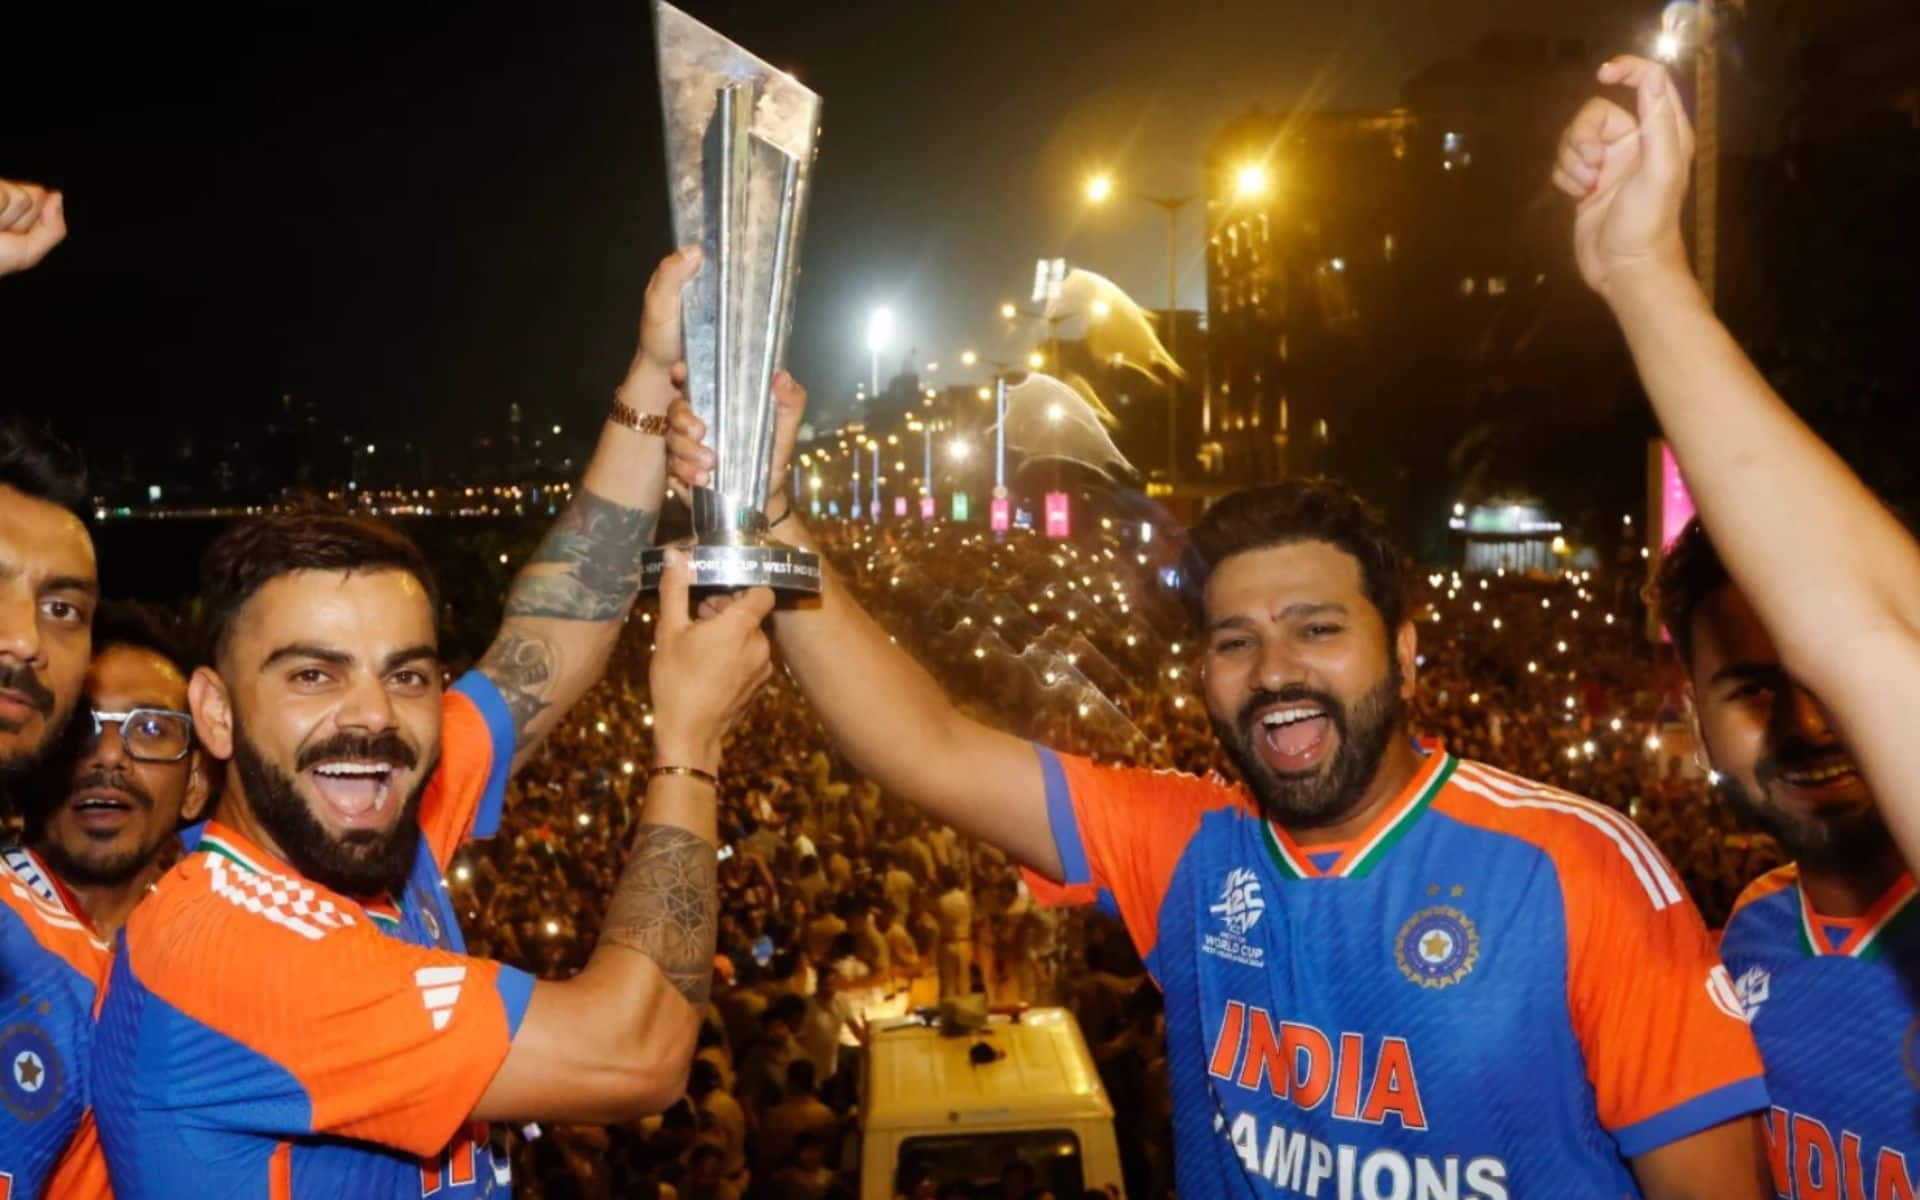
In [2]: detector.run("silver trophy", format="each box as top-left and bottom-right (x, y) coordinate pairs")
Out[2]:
(640, 0), (822, 593)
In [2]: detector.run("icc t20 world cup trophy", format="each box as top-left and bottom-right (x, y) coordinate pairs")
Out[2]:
(641, 0), (823, 594)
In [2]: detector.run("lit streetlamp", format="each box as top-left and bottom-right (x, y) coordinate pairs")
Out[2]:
(1082, 170), (1196, 482)
(866, 306), (895, 399)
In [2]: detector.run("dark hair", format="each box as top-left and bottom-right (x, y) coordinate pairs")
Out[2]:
(0, 418), (88, 518)
(687, 1058), (721, 1098)
(785, 1058), (817, 1095)
(91, 599), (195, 674)
(1649, 517), (1729, 670)
(766, 993), (807, 1028)
(199, 503), (439, 662)
(1180, 479), (1407, 632)
(688, 1144), (724, 1168)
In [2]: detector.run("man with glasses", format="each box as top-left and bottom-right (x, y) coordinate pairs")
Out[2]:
(3, 603), (210, 1197)
(14, 601), (214, 940)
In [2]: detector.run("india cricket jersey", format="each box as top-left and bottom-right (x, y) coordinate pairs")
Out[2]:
(1719, 866), (1919, 1200)
(1034, 740), (1769, 1198)
(94, 673), (532, 1199)
(0, 846), (112, 1199)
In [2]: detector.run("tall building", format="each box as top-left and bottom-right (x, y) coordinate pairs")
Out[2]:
(1201, 108), (1417, 484)
(1199, 35), (1619, 546)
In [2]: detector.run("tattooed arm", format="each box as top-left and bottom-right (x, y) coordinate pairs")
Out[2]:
(475, 551), (775, 1123)
(476, 247), (699, 771)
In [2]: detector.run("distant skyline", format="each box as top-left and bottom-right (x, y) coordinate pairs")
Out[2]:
(3, 1), (1659, 469)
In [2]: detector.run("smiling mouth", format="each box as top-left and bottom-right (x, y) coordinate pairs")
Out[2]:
(1773, 758), (1862, 791)
(307, 760), (399, 825)
(1255, 704), (1333, 771)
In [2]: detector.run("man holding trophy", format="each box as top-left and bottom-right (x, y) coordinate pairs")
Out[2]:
(89, 6), (814, 1196)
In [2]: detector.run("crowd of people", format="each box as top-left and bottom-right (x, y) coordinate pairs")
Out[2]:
(435, 515), (1777, 1198)
(7, 51), (1907, 1199)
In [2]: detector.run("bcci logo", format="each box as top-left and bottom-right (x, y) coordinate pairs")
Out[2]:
(0, 1022), (62, 1124)
(1396, 906), (1479, 990)
(1210, 868), (1266, 937)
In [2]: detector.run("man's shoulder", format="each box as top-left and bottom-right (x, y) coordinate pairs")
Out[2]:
(1041, 746), (1251, 815)
(1436, 758), (1689, 913)
(1726, 864), (1799, 929)
(122, 851), (371, 1003)
(0, 848), (110, 969)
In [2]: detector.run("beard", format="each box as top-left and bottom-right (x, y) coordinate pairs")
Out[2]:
(0, 659), (69, 786)
(29, 767), (162, 888)
(1717, 742), (1894, 876)
(231, 713), (433, 899)
(1212, 663), (1406, 829)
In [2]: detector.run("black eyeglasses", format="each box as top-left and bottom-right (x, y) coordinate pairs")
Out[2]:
(85, 708), (194, 763)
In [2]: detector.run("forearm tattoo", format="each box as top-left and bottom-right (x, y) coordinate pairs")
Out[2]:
(504, 488), (658, 622)
(475, 629), (558, 733)
(599, 823), (718, 1008)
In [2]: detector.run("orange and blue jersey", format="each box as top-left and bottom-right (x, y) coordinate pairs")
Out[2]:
(0, 845), (113, 1200)
(1033, 739), (1769, 1197)
(1718, 865), (1919, 1199)
(94, 672), (532, 1199)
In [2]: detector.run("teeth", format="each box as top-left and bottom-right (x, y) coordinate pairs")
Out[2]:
(312, 763), (391, 778)
(1783, 763), (1855, 786)
(1260, 707), (1324, 728)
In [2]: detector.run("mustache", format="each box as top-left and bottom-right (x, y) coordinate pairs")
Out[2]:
(1755, 739), (1856, 787)
(1236, 685), (1347, 735)
(0, 661), (56, 718)
(294, 730), (418, 772)
(68, 766), (155, 811)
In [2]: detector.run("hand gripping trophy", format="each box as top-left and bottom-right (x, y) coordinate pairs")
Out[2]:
(641, 0), (822, 593)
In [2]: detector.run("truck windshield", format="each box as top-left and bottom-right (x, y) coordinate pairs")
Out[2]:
(894, 1129), (1086, 1198)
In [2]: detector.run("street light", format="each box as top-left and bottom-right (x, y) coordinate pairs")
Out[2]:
(866, 306), (895, 398)
(1079, 171), (1194, 484)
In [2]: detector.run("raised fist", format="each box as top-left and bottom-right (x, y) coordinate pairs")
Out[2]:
(0, 180), (67, 277)
(1552, 57), (1695, 299)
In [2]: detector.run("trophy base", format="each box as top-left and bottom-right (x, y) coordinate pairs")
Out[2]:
(640, 542), (822, 595)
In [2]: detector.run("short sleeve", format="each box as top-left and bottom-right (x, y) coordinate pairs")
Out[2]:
(125, 862), (535, 1158)
(418, 673), (517, 871)
(1033, 746), (1235, 962)
(1565, 831), (1769, 1156)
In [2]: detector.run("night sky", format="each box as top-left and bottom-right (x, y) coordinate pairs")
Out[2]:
(1, 0), (1644, 471)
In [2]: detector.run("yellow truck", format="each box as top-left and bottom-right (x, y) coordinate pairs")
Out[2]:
(858, 1006), (1126, 1199)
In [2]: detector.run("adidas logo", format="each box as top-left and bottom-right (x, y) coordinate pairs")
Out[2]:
(415, 965), (467, 1030)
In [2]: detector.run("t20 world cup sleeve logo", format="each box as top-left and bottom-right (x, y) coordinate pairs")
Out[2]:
(1210, 868), (1266, 938)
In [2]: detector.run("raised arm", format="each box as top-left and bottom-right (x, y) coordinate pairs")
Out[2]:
(665, 377), (1063, 879)
(476, 549), (775, 1122)
(0, 178), (66, 277)
(1555, 56), (1920, 865)
(475, 248), (694, 771)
